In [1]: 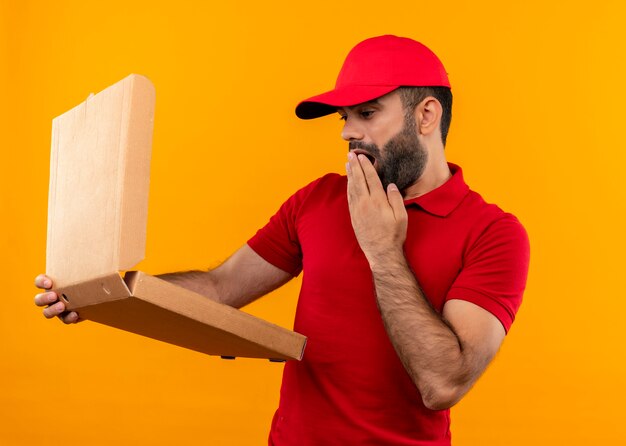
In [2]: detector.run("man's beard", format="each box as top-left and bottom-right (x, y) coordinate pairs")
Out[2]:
(349, 114), (428, 191)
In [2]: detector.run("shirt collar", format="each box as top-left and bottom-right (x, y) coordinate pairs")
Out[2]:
(403, 163), (469, 217)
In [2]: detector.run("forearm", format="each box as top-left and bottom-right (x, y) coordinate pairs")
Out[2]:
(156, 269), (228, 305)
(157, 268), (266, 309)
(155, 245), (294, 309)
(370, 251), (473, 410)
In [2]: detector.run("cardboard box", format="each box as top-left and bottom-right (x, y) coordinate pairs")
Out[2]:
(46, 74), (306, 361)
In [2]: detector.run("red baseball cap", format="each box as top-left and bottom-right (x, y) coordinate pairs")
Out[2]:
(296, 35), (450, 120)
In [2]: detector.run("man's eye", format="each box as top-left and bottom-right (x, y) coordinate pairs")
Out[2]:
(360, 110), (374, 118)
(339, 115), (347, 121)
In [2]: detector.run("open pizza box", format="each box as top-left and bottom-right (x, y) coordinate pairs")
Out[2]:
(46, 74), (306, 362)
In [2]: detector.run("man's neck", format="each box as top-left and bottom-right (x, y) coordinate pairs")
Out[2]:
(402, 154), (451, 200)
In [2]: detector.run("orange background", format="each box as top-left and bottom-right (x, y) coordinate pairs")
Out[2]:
(2, 0), (625, 444)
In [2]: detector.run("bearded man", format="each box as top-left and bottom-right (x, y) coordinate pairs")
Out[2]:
(35, 35), (530, 445)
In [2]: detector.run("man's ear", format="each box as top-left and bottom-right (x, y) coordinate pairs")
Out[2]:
(415, 97), (442, 137)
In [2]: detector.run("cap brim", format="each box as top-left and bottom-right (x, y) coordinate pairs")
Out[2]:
(295, 85), (399, 119)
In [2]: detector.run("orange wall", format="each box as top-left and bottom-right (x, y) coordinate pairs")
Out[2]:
(2, 0), (625, 444)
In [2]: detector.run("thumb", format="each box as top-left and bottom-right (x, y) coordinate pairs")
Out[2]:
(387, 183), (407, 223)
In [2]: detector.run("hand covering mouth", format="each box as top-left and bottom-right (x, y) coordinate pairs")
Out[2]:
(349, 149), (377, 167)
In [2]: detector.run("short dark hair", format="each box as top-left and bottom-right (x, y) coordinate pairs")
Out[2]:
(396, 86), (453, 146)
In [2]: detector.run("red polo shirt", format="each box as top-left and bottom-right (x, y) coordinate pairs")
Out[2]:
(248, 164), (530, 446)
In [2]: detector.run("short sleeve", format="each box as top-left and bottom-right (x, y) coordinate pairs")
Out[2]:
(446, 215), (530, 332)
(247, 177), (323, 277)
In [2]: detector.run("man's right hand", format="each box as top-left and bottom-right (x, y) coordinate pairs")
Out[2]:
(34, 274), (81, 324)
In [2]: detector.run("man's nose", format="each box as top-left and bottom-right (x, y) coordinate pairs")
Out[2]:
(341, 120), (365, 141)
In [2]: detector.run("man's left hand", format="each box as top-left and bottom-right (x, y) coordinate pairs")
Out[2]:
(346, 152), (408, 267)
